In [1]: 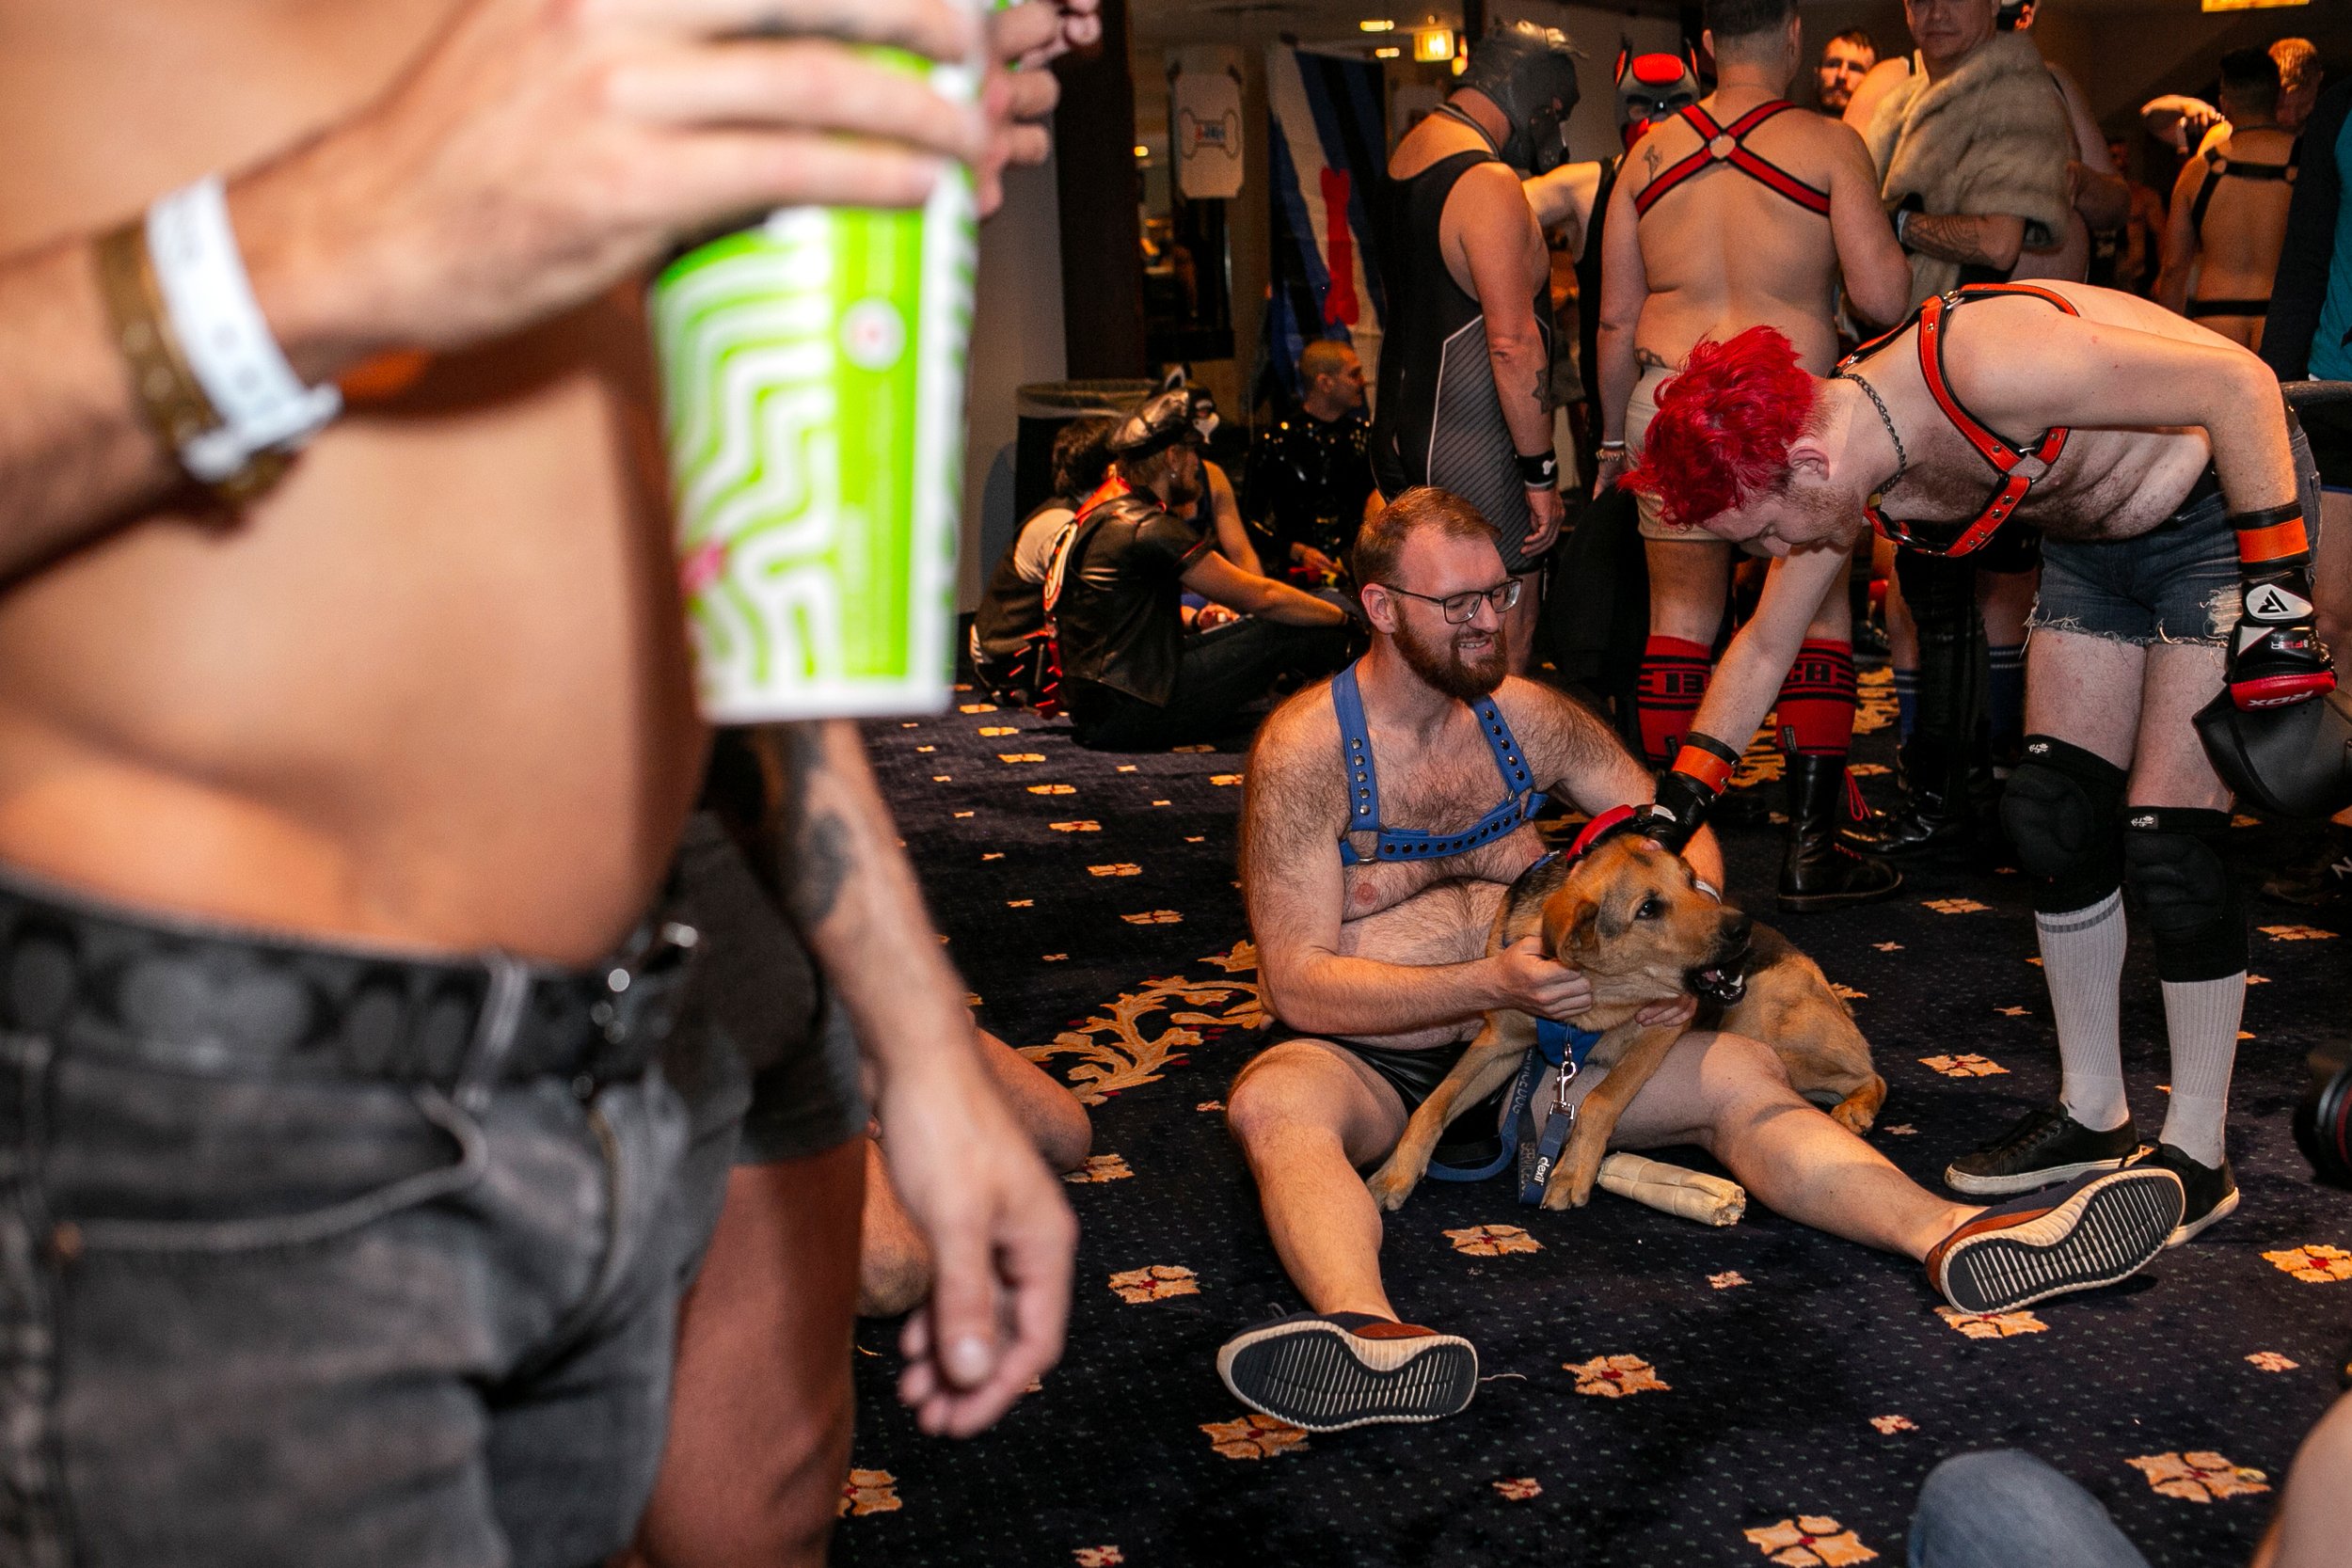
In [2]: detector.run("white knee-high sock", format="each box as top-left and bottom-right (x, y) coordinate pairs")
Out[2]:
(2157, 974), (2246, 1167)
(2036, 891), (2129, 1132)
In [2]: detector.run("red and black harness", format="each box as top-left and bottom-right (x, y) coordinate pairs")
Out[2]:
(1837, 282), (2080, 558)
(1631, 100), (1831, 218)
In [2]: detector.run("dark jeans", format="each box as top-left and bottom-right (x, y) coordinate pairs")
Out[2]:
(1067, 611), (1351, 750)
(0, 868), (721, 1568)
(1910, 1450), (2151, 1568)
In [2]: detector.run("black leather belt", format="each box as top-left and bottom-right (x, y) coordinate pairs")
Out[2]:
(0, 867), (698, 1107)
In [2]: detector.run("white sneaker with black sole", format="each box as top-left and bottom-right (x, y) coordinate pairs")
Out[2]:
(1216, 1310), (1477, 1433)
(1927, 1165), (2185, 1315)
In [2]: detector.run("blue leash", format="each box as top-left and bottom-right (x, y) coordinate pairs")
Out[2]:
(1423, 1015), (1604, 1204)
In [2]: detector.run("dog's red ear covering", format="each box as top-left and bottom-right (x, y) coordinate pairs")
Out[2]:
(1543, 891), (1597, 962)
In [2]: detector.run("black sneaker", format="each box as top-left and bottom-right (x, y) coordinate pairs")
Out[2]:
(2144, 1143), (2239, 1247)
(1928, 1166), (2185, 1315)
(1945, 1104), (2139, 1196)
(1216, 1311), (1477, 1432)
(2263, 828), (2352, 910)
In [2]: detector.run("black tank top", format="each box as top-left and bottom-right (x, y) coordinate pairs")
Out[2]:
(1370, 146), (1553, 568)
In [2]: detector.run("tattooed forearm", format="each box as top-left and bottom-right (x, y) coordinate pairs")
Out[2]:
(775, 723), (854, 927)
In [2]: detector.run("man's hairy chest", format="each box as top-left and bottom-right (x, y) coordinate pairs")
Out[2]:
(1335, 748), (1544, 918)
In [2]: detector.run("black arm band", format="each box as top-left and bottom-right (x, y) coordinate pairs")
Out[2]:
(1680, 734), (1742, 769)
(2227, 501), (2305, 531)
(1517, 451), (1559, 489)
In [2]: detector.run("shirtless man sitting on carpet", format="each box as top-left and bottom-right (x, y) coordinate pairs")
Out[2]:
(1214, 487), (2185, 1434)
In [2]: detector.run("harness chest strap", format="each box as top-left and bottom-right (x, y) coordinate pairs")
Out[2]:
(1331, 662), (1548, 866)
(2190, 145), (2296, 238)
(1841, 283), (2079, 558)
(1632, 101), (1829, 218)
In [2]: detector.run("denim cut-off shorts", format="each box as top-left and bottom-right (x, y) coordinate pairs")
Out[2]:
(2029, 424), (2323, 647)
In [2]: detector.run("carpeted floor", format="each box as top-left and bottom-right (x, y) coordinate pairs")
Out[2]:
(834, 667), (2352, 1568)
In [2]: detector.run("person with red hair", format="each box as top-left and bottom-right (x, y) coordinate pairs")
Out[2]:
(1626, 278), (2331, 1245)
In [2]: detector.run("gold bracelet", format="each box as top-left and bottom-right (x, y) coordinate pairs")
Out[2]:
(92, 216), (292, 505)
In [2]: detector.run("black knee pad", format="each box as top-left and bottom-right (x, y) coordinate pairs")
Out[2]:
(2122, 807), (2247, 982)
(2000, 736), (2128, 914)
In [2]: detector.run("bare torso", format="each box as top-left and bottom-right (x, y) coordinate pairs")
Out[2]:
(1849, 282), (2222, 544)
(0, 0), (704, 961)
(2181, 126), (2296, 349)
(1624, 91), (1844, 372)
(1263, 676), (1597, 1051)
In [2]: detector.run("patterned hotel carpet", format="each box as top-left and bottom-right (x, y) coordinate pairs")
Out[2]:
(834, 670), (2352, 1568)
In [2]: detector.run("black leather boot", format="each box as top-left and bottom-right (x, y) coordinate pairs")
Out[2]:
(1874, 736), (1975, 857)
(1779, 753), (1903, 911)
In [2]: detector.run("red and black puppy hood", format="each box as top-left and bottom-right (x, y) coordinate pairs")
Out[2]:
(1613, 43), (1702, 150)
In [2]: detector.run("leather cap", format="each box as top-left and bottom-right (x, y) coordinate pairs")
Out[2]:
(1111, 389), (1207, 461)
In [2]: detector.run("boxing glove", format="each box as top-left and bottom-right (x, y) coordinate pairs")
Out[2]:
(1643, 735), (1742, 852)
(2232, 505), (2337, 710)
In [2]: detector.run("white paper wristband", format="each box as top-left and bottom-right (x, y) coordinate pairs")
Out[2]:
(145, 175), (341, 483)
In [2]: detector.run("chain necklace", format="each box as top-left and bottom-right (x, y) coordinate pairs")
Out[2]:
(1836, 370), (1907, 508)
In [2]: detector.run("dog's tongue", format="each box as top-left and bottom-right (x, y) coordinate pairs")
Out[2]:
(1691, 963), (1746, 1003)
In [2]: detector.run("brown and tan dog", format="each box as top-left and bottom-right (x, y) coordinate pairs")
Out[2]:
(1365, 830), (1885, 1212)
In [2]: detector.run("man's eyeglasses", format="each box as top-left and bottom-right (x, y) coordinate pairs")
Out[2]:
(1378, 579), (1523, 624)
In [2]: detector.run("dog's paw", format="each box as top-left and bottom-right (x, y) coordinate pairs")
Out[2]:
(1364, 1164), (1419, 1212)
(1541, 1135), (1606, 1210)
(1832, 1102), (1877, 1136)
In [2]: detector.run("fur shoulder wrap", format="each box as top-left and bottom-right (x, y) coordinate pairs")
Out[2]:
(1865, 34), (2073, 306)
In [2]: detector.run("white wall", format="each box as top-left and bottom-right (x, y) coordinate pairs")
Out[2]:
(961, 157), (1069, 610)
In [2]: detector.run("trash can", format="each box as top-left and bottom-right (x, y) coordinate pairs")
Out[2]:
(1014, 380), (1157, 519)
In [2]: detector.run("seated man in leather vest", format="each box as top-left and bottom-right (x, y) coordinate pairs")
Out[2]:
(1052, 390), (1354, 751)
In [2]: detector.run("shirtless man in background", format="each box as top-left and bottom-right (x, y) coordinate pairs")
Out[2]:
(2156, 48), (2298, 352)
(1213, 489), (2182, 1436)
(1596, 0), (1912, 912)
(2143, 37), (2321, 158)
(0, 0), (1075, 1559)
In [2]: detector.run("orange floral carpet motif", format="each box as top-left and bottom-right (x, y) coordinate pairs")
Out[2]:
(1445, 1224), (1543, 1256)
(1743, 1515), (1879, 1565)
(1565, 1354), (1671, 1397)
(2126, 1451), (2272, 1503)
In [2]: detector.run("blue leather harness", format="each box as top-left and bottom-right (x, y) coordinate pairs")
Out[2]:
(1330, 661), (1547, 866)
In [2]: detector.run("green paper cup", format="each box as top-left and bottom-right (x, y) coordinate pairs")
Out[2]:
(653, 49), (980, 720)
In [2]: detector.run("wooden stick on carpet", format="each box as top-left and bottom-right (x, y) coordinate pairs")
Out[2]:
(1597, 1152), (1746, 1227)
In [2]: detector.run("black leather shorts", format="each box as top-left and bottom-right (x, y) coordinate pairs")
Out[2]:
(1244, 1026), (1510, 1166)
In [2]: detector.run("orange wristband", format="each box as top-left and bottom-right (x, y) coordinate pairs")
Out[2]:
(1671, 737), (1739, 796)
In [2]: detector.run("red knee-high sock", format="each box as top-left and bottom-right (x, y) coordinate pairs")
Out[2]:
(1777, 638), (1857, 759)
(1637, 636), (1712, 767)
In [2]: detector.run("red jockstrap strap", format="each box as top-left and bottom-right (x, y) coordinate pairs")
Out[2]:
(1632, 101), (1831, 218)
(1843, 283), (2079, 558)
